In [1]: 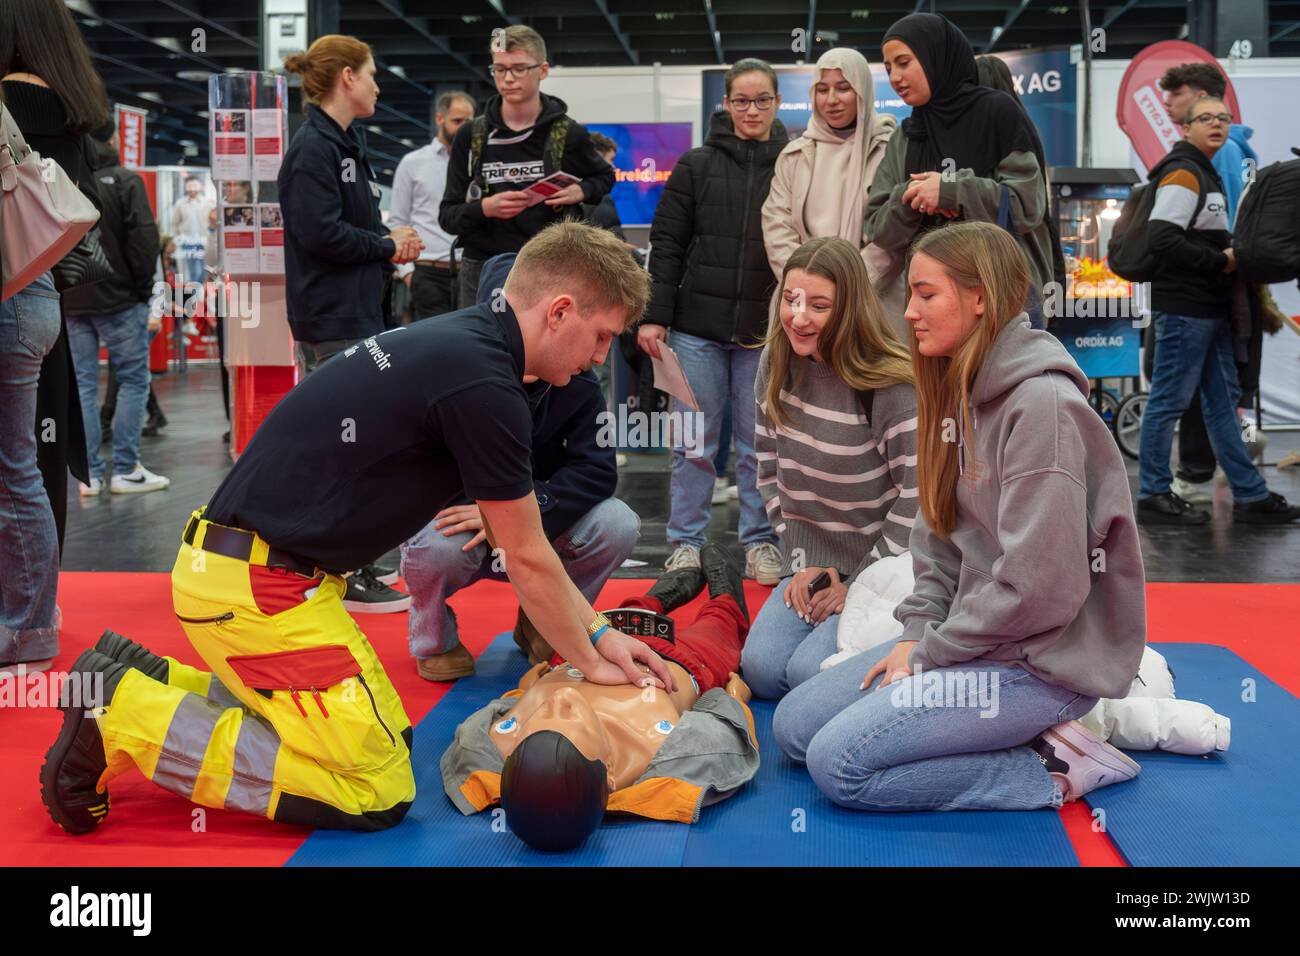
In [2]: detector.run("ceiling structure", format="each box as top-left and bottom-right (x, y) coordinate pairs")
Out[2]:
(70, 0), (1300, 178)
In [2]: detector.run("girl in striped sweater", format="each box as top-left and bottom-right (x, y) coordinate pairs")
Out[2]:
(741, 237), (918, 700)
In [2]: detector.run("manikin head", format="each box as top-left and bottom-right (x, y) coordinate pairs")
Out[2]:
(500, 727), (610, 852)
(504, 222), (650, 387)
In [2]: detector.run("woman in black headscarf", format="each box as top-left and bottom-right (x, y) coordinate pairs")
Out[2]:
(863, 13), (1054, 327)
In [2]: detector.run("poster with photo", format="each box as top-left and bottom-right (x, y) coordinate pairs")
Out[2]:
(252, 108), (285, 181)
(258, 204), (284, 273)
(221, 180), (253, 205)
(211, 109), (251, 180)
(221, 204), (258, 272)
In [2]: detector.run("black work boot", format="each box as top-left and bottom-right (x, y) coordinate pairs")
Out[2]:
(94, 629), (169, 682)
(40, 650), (129, 835)
(645, 566), (705, 614)
(701, 543), (749, 625)
(1137, 491), (1209, 526)
(1233, 492), (1300, 525)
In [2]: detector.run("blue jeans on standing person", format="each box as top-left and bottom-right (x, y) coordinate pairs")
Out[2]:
(0, 273), (63, 666)
(399, 498), (641, 659)
(667, 330), (776, 550)
(714, 403), (732, 478)
(66, 302), (151, 483)
(740, 579), (842, 699)
(772, 638), (1100, 811)
(1138, 310), (1269, 503)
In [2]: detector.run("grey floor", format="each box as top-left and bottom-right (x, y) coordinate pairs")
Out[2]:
(62, 365), (1300, 583)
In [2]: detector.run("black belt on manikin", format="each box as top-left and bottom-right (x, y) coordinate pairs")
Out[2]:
(183, 515), (320, 577)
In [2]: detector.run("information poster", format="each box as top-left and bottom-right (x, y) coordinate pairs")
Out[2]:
(257, 204), (284, 273)
(221, 203), (258, 272)
(212, 109), (251, 180)
(252, 108), (285, 181)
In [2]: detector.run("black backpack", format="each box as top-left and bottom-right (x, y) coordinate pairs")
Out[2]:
(1233, 149), (1300, 283)
(1108, 164), (1208, 282)
(466, 113), (570, 199)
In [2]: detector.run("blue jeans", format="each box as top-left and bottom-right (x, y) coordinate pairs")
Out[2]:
(399, 498), (640, 658)
(177, 237), (206, 285)
(667, 330), (775, 549)
(1138, 311), (1268, 502)
(772, 638), (1100, 811)
(0, 273), (62, 664)
(66, 302), (151, 481)
(740, 578), (841, 699)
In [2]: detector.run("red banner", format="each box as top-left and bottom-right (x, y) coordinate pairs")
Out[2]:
(117, 106), (147, 169)
(1116, 41), (1240, 173)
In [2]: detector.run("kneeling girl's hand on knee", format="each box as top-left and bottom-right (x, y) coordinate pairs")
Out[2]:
(862, 640), (917, 691)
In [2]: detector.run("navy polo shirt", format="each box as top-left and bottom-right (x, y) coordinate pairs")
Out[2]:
(204, 303), (535, 572)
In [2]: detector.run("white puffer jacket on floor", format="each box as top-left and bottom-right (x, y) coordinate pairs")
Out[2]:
(1077, 646), (1230, 754)
(830, 562), (1231, 755)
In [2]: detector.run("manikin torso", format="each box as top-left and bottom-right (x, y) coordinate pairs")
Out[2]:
(490, 659), (701, 792)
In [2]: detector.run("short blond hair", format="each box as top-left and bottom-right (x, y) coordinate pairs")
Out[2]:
(506, 222), (649, 330)
(493, 24), (546, 63)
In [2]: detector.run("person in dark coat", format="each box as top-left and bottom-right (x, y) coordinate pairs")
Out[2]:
(637, 58), (788, 587)
(279, 34), (423, 376)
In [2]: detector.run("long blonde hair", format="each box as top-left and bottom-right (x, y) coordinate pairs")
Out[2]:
(763, 236), (913, 430)
(909, 222), (1030, 537)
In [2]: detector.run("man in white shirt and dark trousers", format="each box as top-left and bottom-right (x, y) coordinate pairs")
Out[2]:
(391, 91), (475, 321)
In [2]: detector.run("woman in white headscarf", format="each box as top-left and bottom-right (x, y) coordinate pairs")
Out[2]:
(761, 48), (897, 279)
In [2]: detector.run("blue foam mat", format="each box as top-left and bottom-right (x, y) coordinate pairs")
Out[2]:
(1085, 642), (1300, 867)
(289, 633), (1079, 866)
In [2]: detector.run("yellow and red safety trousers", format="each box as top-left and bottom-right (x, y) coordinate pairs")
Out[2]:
(96, 509), (415, 829)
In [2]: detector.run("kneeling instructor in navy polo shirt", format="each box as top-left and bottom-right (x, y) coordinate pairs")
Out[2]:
(42, 221), (673, 836)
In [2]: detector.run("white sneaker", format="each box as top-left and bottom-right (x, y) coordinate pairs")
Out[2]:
(726, 484), (739, 500)
(664, 545), (701, 572)
(712, 477), (729, 505)
(110, 463), (171, 494)
(1170, 476), (1212, 505)
(1031, 720), (1141, 802)
(744, 542), (783, 586)
(79, 478), (104, 496)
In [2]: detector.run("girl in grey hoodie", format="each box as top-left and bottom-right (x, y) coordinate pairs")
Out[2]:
(772, 221), (1147, 811)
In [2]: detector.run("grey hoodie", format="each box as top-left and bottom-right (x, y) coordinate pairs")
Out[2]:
(894, 314), (1146, 700)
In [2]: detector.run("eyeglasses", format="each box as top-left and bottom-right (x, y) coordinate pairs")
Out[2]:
(727, 94), (776, 112)
(1189, 112), (1232, 127)
(489, 63), (542, 80)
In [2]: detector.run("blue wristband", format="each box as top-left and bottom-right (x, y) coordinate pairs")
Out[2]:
(590, 624), (610, 643)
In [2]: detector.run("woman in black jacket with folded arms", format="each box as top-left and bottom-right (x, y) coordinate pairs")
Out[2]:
(638, 58), (789, 587)
(279, 35), (422, 375)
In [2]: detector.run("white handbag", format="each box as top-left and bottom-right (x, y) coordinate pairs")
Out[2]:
(0, 102), (99, 301)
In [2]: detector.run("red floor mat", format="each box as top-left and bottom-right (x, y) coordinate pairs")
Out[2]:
(3, 576), (1293, 867)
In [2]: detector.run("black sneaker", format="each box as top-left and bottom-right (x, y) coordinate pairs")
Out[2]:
(94, 629), (169, 682)
(40, 650), (129, 835)
(1233, 492), (1300, 525)
(700, 543), (749, 624)
(1137, 491), (1209, 526)
(147, 409), (168, 431)
(342, 567), (412, 614)
(365, 561), (400, 586)
(646, 566), (705, 614)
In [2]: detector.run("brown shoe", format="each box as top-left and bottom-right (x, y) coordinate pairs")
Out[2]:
(416, 644), (475, 682)
(512, 609), (554, 666)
